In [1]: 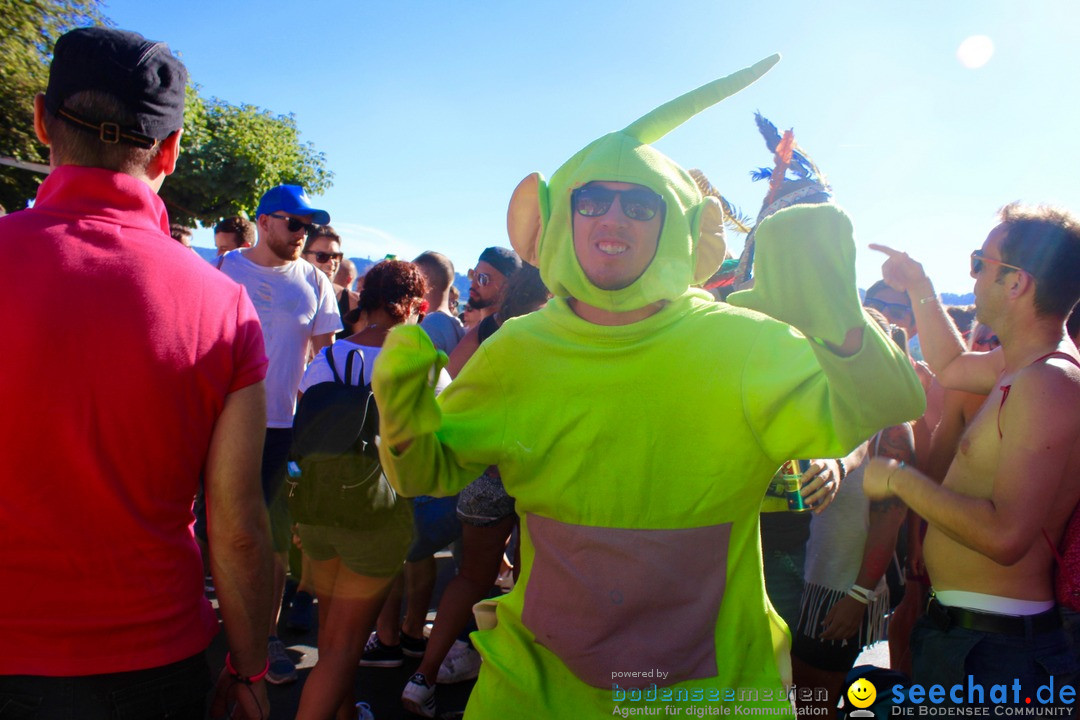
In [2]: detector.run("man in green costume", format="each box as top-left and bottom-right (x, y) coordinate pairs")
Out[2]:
(372, 55), (925, 718)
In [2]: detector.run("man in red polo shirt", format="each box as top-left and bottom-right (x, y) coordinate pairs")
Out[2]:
(0, 27), (273, 719)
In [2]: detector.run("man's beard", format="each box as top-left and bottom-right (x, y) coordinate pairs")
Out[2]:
(267, 232), (302, 262)
(469, 293), (495, 310)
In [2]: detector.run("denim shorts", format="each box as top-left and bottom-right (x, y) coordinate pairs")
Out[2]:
(456, 467), (516, 528)
(0, 652), (210, 720)
(406, 495), (462, 562)
(262, 428), (294, 553)
(912, 612), (1079, 709)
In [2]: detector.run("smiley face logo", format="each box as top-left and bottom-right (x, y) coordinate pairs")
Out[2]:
(847, 678), (877, 709)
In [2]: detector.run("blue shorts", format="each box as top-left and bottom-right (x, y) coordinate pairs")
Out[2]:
(406, 495), (462, 562)
(912, 611), (1079, 709)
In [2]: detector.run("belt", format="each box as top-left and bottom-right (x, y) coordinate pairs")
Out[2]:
(927, 596), (1061, 637)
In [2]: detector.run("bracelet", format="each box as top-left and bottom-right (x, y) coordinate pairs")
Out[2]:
(225, 653), (270, 685)
(847, 584), (873, 604)
(887, 460), (906, 491)
(836, 458), (847, 482)
(917, 294), (938, 305)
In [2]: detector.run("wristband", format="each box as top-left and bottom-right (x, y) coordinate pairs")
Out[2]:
(917, 294), (938, 305)
(847, 584), (874, 605)
(225, 653), (269, 685)
(887, 460), (906, 491)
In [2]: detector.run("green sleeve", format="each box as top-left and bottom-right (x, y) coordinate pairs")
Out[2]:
(379, 345), (507, 497)
(742, 313), (925, 465)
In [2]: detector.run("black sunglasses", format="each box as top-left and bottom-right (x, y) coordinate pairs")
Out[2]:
(268, 213), (317, 234)
(303, 250), (343, 264)
(571, 185), (665, 222)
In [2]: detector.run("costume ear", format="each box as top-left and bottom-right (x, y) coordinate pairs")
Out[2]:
(693, 197), (727, 284)
(507, 172), (548, 266)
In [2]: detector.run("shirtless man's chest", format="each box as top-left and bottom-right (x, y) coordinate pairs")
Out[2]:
(925, 366), (1080, 600)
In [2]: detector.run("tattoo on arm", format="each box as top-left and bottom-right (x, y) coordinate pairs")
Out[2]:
(874, 423), (916, 466)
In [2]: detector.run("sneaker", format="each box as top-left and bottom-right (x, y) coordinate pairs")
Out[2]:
(286, 590), (315, 632)
(435, 640), (481, 684)
(355, 701), (375, 720)
(266, 637), (298, 684)
(401, 672), (436, 718)
(401, 631), (427, 658)
(357, 632), (404, 668)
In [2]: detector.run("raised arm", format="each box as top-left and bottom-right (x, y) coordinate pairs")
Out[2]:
(870, 244), (1004, 394)
(206, 381), (274, 720)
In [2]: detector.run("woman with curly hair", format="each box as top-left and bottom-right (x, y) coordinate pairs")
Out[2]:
(294, 259), (448, 720)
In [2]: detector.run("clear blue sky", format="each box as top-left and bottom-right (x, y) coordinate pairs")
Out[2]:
(102, 0), (1079, 295)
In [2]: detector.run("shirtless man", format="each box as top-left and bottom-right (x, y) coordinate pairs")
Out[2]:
(865, 204), (1080, 701)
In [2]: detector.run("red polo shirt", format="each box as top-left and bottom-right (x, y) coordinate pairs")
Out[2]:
(0, 166), (267, 675)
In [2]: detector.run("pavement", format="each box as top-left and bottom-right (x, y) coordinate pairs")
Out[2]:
(205, 550), (474, 720)
(201, 551), (891, 720)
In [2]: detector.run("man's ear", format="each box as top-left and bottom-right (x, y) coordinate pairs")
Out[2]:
(507, 172), (547, 266)
(691, 197), (727, 284)
(155, 129), (182, 176)
(1011, 269), (1034, 299)
(33, 94), (51, 146)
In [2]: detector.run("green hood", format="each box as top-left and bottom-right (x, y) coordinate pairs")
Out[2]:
(508, 54), (780, 312)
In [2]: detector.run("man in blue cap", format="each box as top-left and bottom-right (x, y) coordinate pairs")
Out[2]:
(218, 184), (342, 684)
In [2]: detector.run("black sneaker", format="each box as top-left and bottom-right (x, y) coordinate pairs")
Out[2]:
(358, 632), (404, 668)
(401, 631), (427, 658)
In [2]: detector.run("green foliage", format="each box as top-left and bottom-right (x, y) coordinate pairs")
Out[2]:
(163, 89), (333, 227)
(0, 1), (333, 222)
(0, 0), (105, 211)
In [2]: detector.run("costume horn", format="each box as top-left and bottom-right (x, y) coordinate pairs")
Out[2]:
(622, 54), (781, 144)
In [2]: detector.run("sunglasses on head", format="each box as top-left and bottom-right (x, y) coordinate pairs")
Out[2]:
(268, 213), (317, 234)
(468, 268), (494, 287)
(303, 250), (343, 264)
(970, 249), (1025, 278)
(571, 184), (665, 222)
(865, 297), (912, 317)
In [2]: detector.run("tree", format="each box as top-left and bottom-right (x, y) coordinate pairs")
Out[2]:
(0, 0), (105, 211)
(0, 1), (332, 221)
(162, 88), (333, 227)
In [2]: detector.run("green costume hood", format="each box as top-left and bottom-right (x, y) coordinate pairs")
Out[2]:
(507, 54), (780, 312)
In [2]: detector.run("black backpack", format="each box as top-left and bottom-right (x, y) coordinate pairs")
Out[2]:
(286, 347), (398, 529)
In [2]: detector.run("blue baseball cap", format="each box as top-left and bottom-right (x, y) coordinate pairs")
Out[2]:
(255, 185), (330, 225)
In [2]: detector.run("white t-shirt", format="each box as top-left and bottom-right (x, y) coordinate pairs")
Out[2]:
(300, 339), (451, 396)
(219, 250), (342, 427)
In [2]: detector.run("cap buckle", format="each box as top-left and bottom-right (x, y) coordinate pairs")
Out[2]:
(99, 122), (121, 144)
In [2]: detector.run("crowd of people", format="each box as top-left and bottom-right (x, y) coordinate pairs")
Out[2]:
(5, 24), (1080, 720)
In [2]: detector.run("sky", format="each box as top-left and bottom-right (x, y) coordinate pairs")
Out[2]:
(100, 0), (1080, 295)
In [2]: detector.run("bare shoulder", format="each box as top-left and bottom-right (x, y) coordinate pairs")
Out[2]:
(1002, 353), (1080, 438)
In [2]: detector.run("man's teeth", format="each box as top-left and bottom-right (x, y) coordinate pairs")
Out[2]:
(597, 242), (626, 255)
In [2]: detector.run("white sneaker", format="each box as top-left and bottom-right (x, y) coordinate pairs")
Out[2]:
(401, 672), (436, 718)
(436, 640), (481, 684)
(355, 701), (375, 720)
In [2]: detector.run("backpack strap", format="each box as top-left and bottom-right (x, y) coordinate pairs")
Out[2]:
(998, 351), (1080, 438)
(324, 346), (344, 384)
(342, 348), (367, 389)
